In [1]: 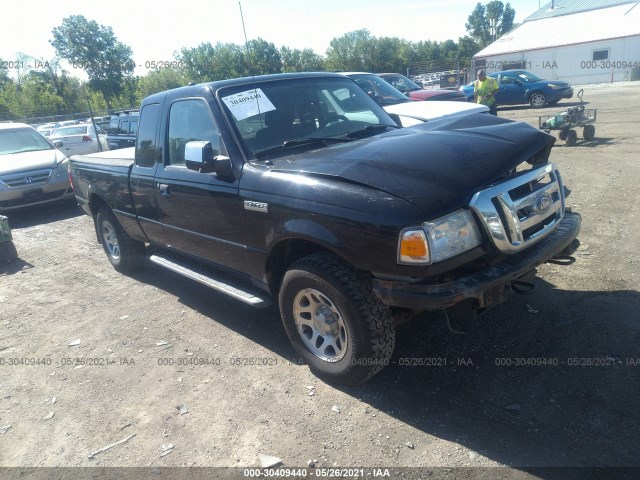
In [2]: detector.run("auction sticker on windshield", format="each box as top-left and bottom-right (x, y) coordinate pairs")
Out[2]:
(222, 88), (275, 121)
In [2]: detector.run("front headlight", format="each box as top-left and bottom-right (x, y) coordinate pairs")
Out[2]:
(398, 209), (482, 265)
(55, 159), (68, 177)
(547, 84), (563, 89)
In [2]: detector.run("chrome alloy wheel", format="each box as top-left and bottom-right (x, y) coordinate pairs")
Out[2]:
(100, 219), (120, 260)
(530, 92), (546, 108)
(293, 288), (348, 362)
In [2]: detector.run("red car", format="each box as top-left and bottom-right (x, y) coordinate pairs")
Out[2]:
(378, 73), (466, 101)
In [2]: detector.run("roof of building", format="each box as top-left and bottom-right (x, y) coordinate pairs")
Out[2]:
(524, 0), (637, 21)
(475, 1), (640, 57)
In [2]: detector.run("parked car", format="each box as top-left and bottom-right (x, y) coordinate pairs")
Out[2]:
(49, 123), (109, 157)
(36, 123), (61, 137)
(107, 110), (139, 150)
(378, 73), (467, 101)
(69, 72), (580, 385)
(345, 72), (488, 126)
(0, 123), (73, 212)
(460, 70), (574, 107)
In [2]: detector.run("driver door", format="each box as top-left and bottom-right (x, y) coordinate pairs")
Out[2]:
(497, 73), (527, 105)
(152, 97), (246, 272)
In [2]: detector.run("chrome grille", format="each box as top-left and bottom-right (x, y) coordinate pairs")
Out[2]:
(1, 169), (52, 188)
(469, 163), (565, 253)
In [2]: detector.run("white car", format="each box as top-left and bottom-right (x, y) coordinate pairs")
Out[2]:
(0, 123), (74, 212)
(36, 122), (62, 138)
(49, 123), (109, 157)
(345, 72), (488, 126)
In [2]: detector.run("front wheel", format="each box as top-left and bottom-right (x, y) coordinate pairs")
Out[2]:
(529, 92), (547, 108)
(96, 206), (145, 272)
(279, 253), (395, 385)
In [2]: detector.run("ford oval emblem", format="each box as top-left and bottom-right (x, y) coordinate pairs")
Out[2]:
(534, 192), (553, 214)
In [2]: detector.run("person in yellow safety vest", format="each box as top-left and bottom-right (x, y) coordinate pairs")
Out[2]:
(473, 69), (499, 115)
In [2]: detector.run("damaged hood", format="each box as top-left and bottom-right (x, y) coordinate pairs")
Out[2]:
(269, 113), (555, 218)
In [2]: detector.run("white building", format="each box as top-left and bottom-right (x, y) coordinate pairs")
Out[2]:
(473, 0), (640, 84)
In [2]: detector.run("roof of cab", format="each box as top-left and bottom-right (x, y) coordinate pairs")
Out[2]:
(142, 72), (348, 105)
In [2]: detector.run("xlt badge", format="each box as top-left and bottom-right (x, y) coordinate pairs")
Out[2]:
(244, 200), (268, 213)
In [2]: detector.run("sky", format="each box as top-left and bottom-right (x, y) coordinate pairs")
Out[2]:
(1, 0), (544, 76)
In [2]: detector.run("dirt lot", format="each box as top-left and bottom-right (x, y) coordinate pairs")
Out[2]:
(1, 82), (639, 478)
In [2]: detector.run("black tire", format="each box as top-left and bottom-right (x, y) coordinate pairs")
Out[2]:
(583, 124), (595, 140)
(279, 252), (395, 385)
(558, 129), (568, 141)
(529, 92), (547, 108)
(96, 206), (145, 272)
(566, 129), (578, 146)
(0, 240), (18, 262)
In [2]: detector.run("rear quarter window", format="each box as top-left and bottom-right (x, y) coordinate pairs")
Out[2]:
(135, 104), (160, 168)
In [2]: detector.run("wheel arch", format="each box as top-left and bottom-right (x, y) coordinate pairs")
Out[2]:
(89, 193), (110, 244)
(265, 237), (353, 297)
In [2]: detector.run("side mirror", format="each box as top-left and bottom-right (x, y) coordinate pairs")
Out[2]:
(53, 140), (63, 148)
(185, 140), (231, 174)
(387, 113), (403, 128)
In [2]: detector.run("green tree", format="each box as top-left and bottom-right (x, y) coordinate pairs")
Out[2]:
(0, 59), (9, 86)
(325, 29), (375, 71)
(137, 68), (186, 99)
(50, 15), (135, 109)
(371, 37), (413, 73)
(245, 38), (282, 75)
(280, 47), (325, 72)
(178, 42), (245, 83)
(465, 1), (515, 47)
(456, 36), (481, 65)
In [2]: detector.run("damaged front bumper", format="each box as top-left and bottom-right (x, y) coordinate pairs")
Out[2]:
(373, 211), (581, 311)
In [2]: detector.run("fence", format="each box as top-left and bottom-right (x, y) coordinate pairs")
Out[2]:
(407, 60), (471, 89)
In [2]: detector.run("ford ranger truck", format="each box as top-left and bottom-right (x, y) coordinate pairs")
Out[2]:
(68, 72), (581, 385)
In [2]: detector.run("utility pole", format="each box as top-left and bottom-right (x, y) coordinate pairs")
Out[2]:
(489, 17), (497, 43)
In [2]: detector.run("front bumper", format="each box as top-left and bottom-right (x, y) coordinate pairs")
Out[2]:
(559, 87), (574, 100)
(373, 211), (581, 311)
(0, 176), (74, 212)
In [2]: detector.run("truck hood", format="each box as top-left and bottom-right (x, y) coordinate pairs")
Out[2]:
(0, 148), (66, 176)
(384, 101), (489, 126)
(269, 113), (555, 219)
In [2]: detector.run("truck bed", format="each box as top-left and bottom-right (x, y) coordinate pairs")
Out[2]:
(70, 146), (135, 168)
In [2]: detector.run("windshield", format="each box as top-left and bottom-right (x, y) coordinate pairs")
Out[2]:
(219, 76), (397, 157)
(381, 74), (422, 93)
(515, 71), (543, 82)
(0, 128), (53, 155)
(348, 74), (411, 106)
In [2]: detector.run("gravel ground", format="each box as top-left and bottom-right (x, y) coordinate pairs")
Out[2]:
(1, 82), (639, 479)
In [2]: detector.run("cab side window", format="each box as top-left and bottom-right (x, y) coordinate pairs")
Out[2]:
(119, 120), (130, 135)
(168, 99), (220, 166)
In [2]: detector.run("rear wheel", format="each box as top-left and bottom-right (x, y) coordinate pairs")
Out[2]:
(279, 252), (395, 385)
(96, 206), (145, 272)
(529, 92), (547, 108)
(583, 124), (596, 140)
(566, 129), (578, 146)
(558, 129), (568, 141)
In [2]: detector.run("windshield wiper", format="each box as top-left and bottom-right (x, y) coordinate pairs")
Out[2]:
(344, 124), (399, 139)
(255, 136), (353, 158)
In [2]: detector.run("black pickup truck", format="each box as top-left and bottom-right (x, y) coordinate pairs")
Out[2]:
(69, 72), (580, 385)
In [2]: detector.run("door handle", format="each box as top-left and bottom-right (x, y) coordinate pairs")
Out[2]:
(158, 183), (170, 196)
